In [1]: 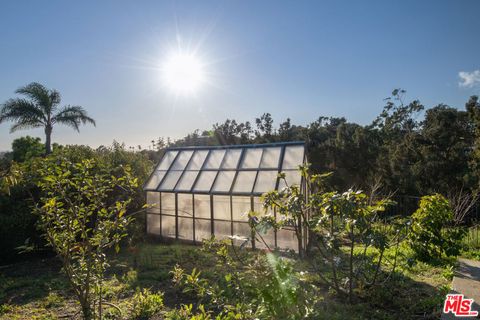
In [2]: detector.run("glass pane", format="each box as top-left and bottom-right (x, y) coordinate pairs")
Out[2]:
(178, 217), (193, 240)
(232, 196), (251, 221)
(194, 194), (211, 219)
(186, 150), (209, 170)
(232, 171), (256, 193)
(159, 171), (183, 190)
(253, 197), (274, 216)
(253, 170), (278, 194)
(146, 192), (160, 213)
(178, 193), (193, 217)
(193, 171), (218, 192)
(214, 220), (231, 240)
(175, 171), (200, 191)
(144, 171), (166, 190)
(204, 150), (226, 169)
(282, 145), (305, 170)
(161, 193), (176, 215)
(213, 195), (231, 220)
(260, 147), (281, 169)
(255, 228), (275, 250)
(278, 170), (302, 191)
(211, 171), (236, 193)
(146, 214), (160, 235)
(240, 148), (263, 168)
(161, 215), (176, 238)
(195, 219), (211, 242)
(221, 149), (242, 169)
(158, 151), (179, 170)
(277, 229), (298, 251)
(232, 222), (252, 248)
(170, 150), (194, 170)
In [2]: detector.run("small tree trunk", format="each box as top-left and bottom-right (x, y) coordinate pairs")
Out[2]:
(349, 226), (354, 303)
(45, 124), (52, 155)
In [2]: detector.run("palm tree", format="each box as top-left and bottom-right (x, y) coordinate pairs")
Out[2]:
(0, 82), (95, 154)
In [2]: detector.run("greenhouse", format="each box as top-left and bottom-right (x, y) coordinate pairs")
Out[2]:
(143, 141), (307, 251)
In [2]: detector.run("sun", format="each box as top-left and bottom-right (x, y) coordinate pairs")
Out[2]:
(162, 52), (206, 95)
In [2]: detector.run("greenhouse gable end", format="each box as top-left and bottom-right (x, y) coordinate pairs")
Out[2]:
(143, 141), (306, 251)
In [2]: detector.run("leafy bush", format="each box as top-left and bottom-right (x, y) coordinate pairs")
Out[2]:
(0, 142), (154, 264)
(172, 239), (312, 320)
(257, 166), (401, 301)
(36, 158), (137, 320)
(130, 288), (164, 319)
(408, 194), (465, 261)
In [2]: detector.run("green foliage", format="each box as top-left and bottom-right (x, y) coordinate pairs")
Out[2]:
(172, 239), (312, 320)
(36, 158), (137, 319)
(408, 194), (465, 261)
(258, 166), (401, 301)
(130, 288), (164, 319)
(11, 136), (44, 162)
(0, 142), (153, 264)
(461, 225), (480, 260)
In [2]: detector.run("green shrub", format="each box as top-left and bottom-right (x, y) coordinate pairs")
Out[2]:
(130, 288), (164, 319)
(408, 194), (465, 262)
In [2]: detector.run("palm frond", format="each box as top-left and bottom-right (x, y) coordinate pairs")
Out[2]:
(0, 98), (47, 125)
(10, 119), (44, 133)
(15, 82), (59, 115)
(52, 105), (96, 132)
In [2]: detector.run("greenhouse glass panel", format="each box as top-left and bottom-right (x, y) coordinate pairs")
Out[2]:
(253, 170), (278, 194)
(187, 150), (209, 170)
(161, 215), (176, 238)
(232, 196), (251, 221)
(276, 229), (298, 251)
(158, 151), (179, 170)
(146, 192), (160, 213)
(232, 223), (252, 247)
(178, 217), (193, 240)
(193, 171), (218, 192)
(278, 170), (302, 191)
(175, 171), (199, 191)
(232, 171), (256, 193)
(158, 171), (183, 190)
(282, 145), (305, 170)
(161, 193), (176, 215)
(170, 150), (194, 170)
(259, 147), (281, 169)
(213, 195), (231, 220)
(214, 220), (231, 240)
(144, 170), (166, 190)
(240, 148), (263, 169)
(177, 193), (193, 217)
(146, 214), (160, 235)
(194, 194), (211, 219)
(195, 219), (211, 242)
(221, 149), (242, 169)
(204, 150), (226, 169)
(211, 171), (236, 192)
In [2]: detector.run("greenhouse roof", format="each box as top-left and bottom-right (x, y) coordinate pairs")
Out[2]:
(143, 141), (305, 196)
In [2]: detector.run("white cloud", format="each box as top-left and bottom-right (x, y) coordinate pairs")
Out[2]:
(459, 70), (480, 88)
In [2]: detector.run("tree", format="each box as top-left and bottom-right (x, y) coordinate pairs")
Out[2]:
(36, 158), (137, 319)
(0, 82), (95, 154)
(11, 136), (44, 162)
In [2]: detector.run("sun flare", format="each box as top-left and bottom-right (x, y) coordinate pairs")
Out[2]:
(162, 52), (205, 95)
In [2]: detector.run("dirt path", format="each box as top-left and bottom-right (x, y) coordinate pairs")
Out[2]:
(442, 258), (480, 319)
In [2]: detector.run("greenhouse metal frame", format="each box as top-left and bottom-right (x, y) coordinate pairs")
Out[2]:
(143, 141), (307, 252)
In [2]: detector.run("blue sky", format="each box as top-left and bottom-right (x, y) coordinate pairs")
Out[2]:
(1, 0), (480, 150)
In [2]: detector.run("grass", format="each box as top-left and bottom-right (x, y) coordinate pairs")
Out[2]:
(462, 225), (480, 260)
(0, 241), (452, 319)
